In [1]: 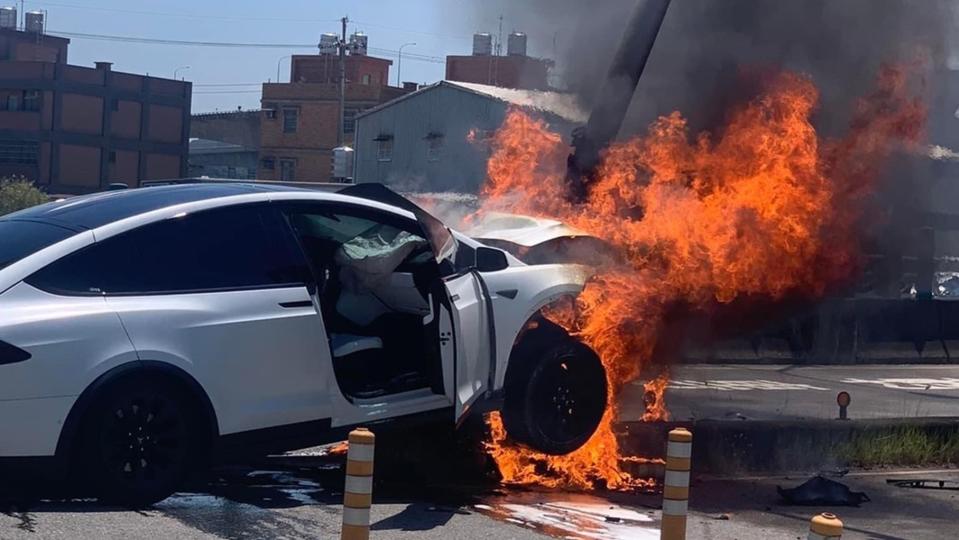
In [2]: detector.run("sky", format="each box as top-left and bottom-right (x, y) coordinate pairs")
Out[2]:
(22, 0), (558, 113)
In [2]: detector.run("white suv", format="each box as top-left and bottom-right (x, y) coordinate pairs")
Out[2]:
(0, 183), (607, 505)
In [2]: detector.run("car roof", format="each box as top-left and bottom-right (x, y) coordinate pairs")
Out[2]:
(0, 183), (314, 231)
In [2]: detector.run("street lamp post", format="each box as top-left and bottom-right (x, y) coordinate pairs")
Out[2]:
(173, 65), (191, 81)
(276, 55), (292, 83)
(397, 42), (416, 87)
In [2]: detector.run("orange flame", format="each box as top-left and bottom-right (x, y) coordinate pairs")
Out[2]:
(480, 66), (925, 490)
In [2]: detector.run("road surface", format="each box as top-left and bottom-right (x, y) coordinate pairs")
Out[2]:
(620, 364), (959, 421)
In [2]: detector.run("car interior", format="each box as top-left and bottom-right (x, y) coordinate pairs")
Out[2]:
(286, 207), (447, 400)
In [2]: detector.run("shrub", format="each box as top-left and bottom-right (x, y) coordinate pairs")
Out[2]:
(0, 177), (48, 216)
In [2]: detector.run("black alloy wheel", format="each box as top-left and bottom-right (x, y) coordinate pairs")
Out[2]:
(503, 338), (607, 455)
(80, 377), (199, 507)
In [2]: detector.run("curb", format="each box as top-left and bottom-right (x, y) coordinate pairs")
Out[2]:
(617, 417), (959, 475)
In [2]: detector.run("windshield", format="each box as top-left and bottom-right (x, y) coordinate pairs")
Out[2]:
(0, 220), (77, 271)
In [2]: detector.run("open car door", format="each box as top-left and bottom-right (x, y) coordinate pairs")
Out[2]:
(341, 183), (493, 422)
(443, 271), (491, 423)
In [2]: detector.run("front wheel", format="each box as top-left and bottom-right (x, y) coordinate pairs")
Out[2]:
(76, 376), (202, 507)
(502, 338), (607, 455)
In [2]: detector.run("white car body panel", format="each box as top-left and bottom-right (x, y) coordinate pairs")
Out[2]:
(0, 282), (139, 454)
(480, 264), (591, 390)
(106, 286), (332, 435)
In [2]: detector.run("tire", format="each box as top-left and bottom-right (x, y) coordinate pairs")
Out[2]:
(502, 336), (607, 455)
(76, 375), (203, 507)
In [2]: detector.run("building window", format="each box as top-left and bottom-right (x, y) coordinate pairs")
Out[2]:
(426, 134), (445, 162)
(6, 94), (18, 111)
(23, 91), (40, 112)
(108, 151), (117, 164)
(376, 137), (393, 162)
(0, 141), (39, 164)
(279, 159), (296, 181)
(110, 98), (120, 112)
(282, 108), (298, 133)
(361, 74), (371, 85)
(344, 107), (362, 134)
(261, 158), (275, 170)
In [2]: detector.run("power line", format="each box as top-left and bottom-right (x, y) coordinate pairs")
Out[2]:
(193, 82), (263, 87)
(26, 0), (340, 23)
(193, 90), (262, 95)
(48, 30), (447, 64)
(48, 30), (315, 49)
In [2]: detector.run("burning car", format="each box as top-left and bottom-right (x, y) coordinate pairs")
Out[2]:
(0, 182), (607, 505)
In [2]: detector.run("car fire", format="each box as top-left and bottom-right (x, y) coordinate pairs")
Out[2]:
(474, 64), (926, 490)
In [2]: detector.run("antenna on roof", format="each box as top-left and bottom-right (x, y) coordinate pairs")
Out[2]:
(496, 14), (503, 56)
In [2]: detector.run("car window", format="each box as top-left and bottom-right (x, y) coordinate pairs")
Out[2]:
(27, 205), (308, 295)
(0, 220), (78, 271)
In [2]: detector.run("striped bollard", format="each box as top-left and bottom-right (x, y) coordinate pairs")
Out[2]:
(661, 427), (692, 540)
(808, 512), (843, 539)
(341, 428), (375, 540)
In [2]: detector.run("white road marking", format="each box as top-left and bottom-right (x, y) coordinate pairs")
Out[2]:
(841, 377), (959, 390)
(667, 380), (829, 391)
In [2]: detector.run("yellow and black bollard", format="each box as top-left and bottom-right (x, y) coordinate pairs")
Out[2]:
(808, 512), (843, 539)
(661, 427), (692, 540)
(341, 428), (375, 540)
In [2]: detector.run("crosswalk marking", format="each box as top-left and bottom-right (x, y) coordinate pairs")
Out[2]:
(667, 379), (829, 391)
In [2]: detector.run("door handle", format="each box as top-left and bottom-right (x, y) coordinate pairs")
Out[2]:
(279, 300), (314, 309)
(450, 294), (461, 302)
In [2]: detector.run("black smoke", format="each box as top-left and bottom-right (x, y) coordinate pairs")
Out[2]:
(454, 0), (957, 137)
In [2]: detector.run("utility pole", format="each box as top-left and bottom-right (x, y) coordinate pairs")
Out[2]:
(337, 15), (348, 147)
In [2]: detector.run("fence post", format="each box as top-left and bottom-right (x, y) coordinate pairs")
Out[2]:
(808, 512), (843, 539)
(341, 428), (375, 540)
(661, 427), (692, 540)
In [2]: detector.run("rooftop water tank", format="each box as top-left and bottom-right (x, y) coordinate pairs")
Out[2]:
(507, 32), (528, 56)
(472, 33), (492, 56)
(350, 32), (368, 55)
(0, 6), (16, 30)
(319, 33), (339, 55)
(25, 10), (43, 33)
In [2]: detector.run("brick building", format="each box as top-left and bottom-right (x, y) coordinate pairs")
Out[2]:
(0, 28), (190, 194)
(258, 53), (407, 183)
(445, 55), (551, 90)
(0, 27), (69, 63)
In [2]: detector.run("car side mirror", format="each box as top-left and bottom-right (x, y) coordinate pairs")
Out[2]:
(475, 246), (509, 272)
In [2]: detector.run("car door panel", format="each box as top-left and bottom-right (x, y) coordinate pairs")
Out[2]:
(110, 286), (332, 435)
(444, 272), (491, 421)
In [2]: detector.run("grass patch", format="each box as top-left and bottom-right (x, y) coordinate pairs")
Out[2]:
(839, 426), (959, 467)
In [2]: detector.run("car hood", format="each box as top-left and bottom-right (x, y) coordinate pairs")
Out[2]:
(467, 212), (593, 247)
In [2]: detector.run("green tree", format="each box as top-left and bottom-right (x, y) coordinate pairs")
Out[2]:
(0, 177), (48, 216)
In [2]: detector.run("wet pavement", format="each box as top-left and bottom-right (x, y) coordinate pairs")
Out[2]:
(3, 448), (959, 539)
(0, 449), (663, 540)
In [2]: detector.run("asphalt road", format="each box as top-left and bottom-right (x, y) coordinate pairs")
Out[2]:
(5, 461), (958, 539)
(619, 364), (959, 422)
(0, 461), (555, 540)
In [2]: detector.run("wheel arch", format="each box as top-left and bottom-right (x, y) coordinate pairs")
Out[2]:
(55, 360), (219, 460)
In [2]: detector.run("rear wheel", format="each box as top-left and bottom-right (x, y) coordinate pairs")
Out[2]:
(77, 376), (203, 507)
(503, 336), (607, 455)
